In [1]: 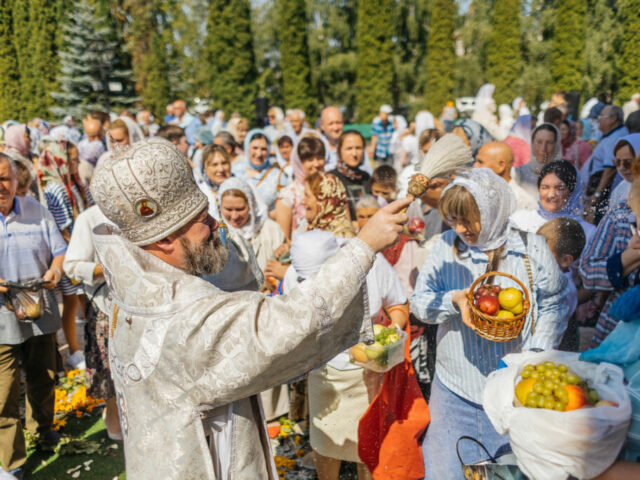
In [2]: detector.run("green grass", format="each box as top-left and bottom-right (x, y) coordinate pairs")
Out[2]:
(24, 411), (125, 480)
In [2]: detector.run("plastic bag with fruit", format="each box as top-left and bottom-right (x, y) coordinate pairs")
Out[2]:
(2, 279), (47, 322)
(483, 350), (631, 480)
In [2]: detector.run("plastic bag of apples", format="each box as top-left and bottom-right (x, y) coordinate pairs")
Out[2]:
(483, 350), (631, 480)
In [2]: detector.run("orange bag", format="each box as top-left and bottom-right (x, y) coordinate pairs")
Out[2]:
(357, 321), (430, 479)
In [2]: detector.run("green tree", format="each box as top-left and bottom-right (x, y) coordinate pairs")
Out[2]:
(518, 0), (555, 108)
(355, 0), (395, 122)
(616, 0), (640, 102)
(0, 0), (20, 119)
(583, 0), (617, 100)
(277, 0), (315, 115)
(12, 0), (32, 119)
(486, 0), (523, 105)
(423, 0), (456, 113)
(142, 31), (172, 119)
(455, 0), (492, 98)
(205, 0), (258, 119)
(395, 0), (429, 106)
(51, 0), (138, 118)
(550, 0), (586, 93)
(253, 1), (282, 105)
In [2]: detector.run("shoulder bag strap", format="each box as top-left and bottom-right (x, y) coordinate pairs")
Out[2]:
(255, 166), (276, 188)
(518, 230), (536, 333)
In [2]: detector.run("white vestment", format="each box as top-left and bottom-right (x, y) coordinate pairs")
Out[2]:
(92, 224), (375, 479)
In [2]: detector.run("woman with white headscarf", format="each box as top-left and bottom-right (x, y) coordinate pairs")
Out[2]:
(283, 230), (408, 480)
(217, 177), (285, 271)
(513, 122), (563, 205)
(411, 168), (571, 479)
(511, 160), (595, 244)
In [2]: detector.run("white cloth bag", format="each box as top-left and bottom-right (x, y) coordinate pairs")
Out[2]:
(483, 350), (631, 480)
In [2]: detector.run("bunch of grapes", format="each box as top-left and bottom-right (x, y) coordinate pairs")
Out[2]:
(520, 361), (599, 411)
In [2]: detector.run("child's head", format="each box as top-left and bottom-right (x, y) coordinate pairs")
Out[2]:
(15, 161), (32, 197)
(537, 218), (586, 272)
(355, 195), (380, 230)
(370, 164), (397, 203)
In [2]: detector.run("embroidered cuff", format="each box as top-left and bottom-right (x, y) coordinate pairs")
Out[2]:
(606, 252), (626, 289)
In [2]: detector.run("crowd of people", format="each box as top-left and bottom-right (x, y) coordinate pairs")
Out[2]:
(0, 83), (639, 480)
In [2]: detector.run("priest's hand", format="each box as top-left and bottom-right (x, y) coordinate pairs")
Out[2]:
(356, 197), (412, 253)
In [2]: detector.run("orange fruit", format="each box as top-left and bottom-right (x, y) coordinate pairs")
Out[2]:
(564, 385), (588, 411)
(515, 378), (537, 405)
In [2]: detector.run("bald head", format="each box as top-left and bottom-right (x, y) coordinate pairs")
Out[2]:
(473, 142), (514, 181)
(173, 100), (187, 118)
(85, 118), (102, 139)
(320, 106), (344, 145)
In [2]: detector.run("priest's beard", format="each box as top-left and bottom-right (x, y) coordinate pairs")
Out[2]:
(180, 231), (229, 276)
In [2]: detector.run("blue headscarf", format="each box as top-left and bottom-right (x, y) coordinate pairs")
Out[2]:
(537, 160), (583, 221)
(243, 128), (272, 172)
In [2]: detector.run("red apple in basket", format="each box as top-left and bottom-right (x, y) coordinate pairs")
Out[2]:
(408, 218), (425, 234)
(474, 285), (500, 301)
(475, 295), (500, 315)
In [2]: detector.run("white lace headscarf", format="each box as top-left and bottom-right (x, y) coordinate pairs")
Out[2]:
(442, 168), (516, 251)
(217, 177), (267, 241)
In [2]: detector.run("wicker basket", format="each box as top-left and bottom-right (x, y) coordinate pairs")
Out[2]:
(466, 271), (531, 342)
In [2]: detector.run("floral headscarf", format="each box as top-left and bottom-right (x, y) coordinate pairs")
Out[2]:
(336, 133), (366, 182)
(38, 141), (91, 213)
(4, 124), (30, 157)
(306, 173), (355, 238)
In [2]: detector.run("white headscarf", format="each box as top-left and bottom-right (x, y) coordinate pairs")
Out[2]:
(529, 122), (562, 170)
(442, 168), (516, 251)
(415, 111), (436, 140)
(217, 177), (267, 240)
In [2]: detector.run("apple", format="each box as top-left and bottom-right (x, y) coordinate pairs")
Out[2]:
(475, 295), (500, 315)
(563, 385), (588, 411)
(350, 344), (369, 363)
(408, 218), (425, 234)
(475, 285), (498, 301)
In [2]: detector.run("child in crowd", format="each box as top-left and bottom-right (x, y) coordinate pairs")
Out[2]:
(369, 164), (398, 204)
(15, 161), (32, 197)
(354, 195), (380, 231)
(537, 218), (586, 350)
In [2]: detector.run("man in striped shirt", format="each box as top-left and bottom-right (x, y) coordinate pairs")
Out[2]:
(0, 154), (67, 479)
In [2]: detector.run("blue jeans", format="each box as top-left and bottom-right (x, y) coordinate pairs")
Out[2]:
(422, 376), (510, 479)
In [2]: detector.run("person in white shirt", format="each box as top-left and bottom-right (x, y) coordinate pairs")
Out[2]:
(283, 230), (408, 480)
(473, 141), (538, 211)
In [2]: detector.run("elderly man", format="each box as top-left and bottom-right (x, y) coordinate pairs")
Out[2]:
(89, 138), (410, 479)
(582, 105), (628, 223)
(170, 100), (195, 130)
(136, 110), (159, 137)
(370, 104), (395, 163)
(473, 141), (537, 211)
(286, 108), (308, 140)
(0, 155), (67, 479)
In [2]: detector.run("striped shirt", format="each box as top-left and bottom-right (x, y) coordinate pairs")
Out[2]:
(371, 117), (394, 159)
(0, 195), (67, 344)
(410, 229), (570, 403)
(579, 203), (638, 347)
(44, 182), (74, 232)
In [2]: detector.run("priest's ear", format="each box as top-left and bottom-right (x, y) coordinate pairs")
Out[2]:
(141, 236), (182, 268)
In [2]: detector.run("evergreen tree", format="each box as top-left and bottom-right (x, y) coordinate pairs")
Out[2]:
(616, 0), (640, 102)
(517, 0), (555, 108)
(486, 0), (523, 105)
(253, 1), (283, 106)
(355, 0), (395, 122)
(423, 0), (456, 113)
(550, 0), (586, 93)
(277, 0), (315, 115)
(205, 0), (258, 119)
(395, 0), (429, 107)
(143, 31), (172, 119)
(12, 0), (32, 119)
(455, 0), (492, 98)
(51, 0), (138, 118)
(0, 0), (20, 120)
(583, 0), (617, 100)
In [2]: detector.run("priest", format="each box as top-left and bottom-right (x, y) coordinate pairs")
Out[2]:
(89, 138), (410, 479)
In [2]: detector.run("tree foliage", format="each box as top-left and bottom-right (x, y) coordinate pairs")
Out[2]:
(205, 0), (258, 119)
(0, 0), (20, 120)
(51, 0), (137, 118)
(583, 0), (618, 101)
(423, 0), (456, 113)
(355, 0), (395, 122)
(486, 0), (523, 105)
(455, 0), (492, 99)
(277, 0), (315, 116)
(551, 0), (586, 93)
(616, 0), (640, 102)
